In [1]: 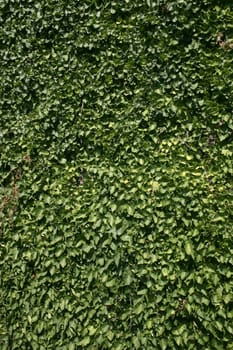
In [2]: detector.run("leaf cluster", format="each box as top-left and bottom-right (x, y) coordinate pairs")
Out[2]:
(0, 1), (233, 349)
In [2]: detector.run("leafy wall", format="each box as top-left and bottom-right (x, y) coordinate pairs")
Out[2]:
(0, 0), (233, 349)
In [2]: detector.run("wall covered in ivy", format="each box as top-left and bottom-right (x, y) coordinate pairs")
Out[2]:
(0, 0), (233, 349)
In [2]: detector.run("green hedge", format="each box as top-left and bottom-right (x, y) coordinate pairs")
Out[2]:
(1, 1), (233, 349)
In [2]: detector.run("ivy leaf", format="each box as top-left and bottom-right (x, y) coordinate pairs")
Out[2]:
(184, 241), (194, 257)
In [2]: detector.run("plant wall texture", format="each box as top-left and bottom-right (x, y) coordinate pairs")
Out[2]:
(1, 0), (233, 349)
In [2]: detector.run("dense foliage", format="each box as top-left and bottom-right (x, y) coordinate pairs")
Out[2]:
(1, 0), (233, 349)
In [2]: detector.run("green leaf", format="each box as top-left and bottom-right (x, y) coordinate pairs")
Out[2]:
(78, 336), (90, 346)
(60, 257), (67, 268)
(159, 339), (167, 350)
(134, 303), (144, 315)
(184, 241), (194, 256)
(105, 279), (116, 288)
(132, 336), (140, 349)
(68, 344), (75, 350)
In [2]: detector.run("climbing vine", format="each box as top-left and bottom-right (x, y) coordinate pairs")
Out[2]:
(0, 1), (233, 349)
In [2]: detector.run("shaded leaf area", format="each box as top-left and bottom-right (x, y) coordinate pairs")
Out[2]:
(0, 0), (233, 349)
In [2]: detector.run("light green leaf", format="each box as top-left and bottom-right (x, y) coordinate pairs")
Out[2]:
(184, 241), (194, 256)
